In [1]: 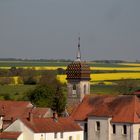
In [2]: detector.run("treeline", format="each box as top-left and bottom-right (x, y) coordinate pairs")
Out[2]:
(0, 58), (72, 62)
(0, 67), (66, 85)
(92, 60), (127, 63)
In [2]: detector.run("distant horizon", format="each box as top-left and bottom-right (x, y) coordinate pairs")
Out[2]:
(0, 57), (139, 62)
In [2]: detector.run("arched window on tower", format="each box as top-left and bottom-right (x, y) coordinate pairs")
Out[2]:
(72, 84), (76, 95)
(84, 84), (86, 94)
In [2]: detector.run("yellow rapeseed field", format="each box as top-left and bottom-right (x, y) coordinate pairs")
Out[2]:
(90, 67), (140, 71)
(57, 72), (140, 84)
(13, 76), (19, 85)
(1, 66), (140, 71)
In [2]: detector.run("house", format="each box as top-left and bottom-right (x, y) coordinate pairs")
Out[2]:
(1, 113), (83, 140)
(70, 94), (140, 140)
(0, 100), (53, 129)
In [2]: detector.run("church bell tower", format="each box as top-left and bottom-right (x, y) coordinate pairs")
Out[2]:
(66, 37), (90, 104)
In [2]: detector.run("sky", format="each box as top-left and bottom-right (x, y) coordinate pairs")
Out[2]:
(0, 0), (140, 61)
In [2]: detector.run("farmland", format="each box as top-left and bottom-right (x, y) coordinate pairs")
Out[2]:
(57, 73), (140, 84)
(0, 60), (140, 97)
(1, 60), (140, 84)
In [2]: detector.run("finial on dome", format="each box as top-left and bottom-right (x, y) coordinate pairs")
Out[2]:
(76, 36), (81, 61)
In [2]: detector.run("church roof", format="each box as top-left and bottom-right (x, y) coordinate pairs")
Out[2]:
(66, 61), (90, 80)
(71, 95), (140, 123)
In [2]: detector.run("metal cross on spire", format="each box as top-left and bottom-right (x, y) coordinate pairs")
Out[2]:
(76, 36), (81, 61)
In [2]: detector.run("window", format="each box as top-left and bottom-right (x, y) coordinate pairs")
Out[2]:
(122, 125), (127, 135)
(54, 132), (57, 139)
(69, 136), (72, 140)
(84, 123), (88, 132)
(40, 134), (44, 140)
(112, 124), (116, 134)
(72, 84), (76, 94)
(96, 121), (100, 131)
(60, 132), (63, 138)
(84, 84), (86, 94)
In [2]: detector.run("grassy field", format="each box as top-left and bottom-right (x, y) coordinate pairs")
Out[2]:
(0, 85), (35, 100)
(0, 60), (140, 68)
(91, 85), (118, 94)
(0, 84), (117, 98)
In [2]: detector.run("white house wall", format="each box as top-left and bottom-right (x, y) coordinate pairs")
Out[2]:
(34, 131), (83, 140)
(5, 120), (34, 140)
(88, 116), (112, 140)
(111, 123), (140, 140)
(111, 123), (131, 140)
(4, 120), (83, 140)
(131, 124), (140, 140)
(17, 133), (23, 140)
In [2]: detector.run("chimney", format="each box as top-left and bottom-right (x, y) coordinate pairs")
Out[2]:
(28, 111), (33, 122)
(53, 112), (58, 122)
(11, 117), (14, 123)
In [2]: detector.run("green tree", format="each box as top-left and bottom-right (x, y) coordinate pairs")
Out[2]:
(23, 76), (37, 85)
(26, 71), (67, 115)
(39, 70), (58, 87)
(27, 85), (55, 107)
(51, 87), (66, 115)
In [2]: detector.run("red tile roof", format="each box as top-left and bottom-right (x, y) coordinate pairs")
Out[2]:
(31, 108), (49, 118)
(0, 132), (21, 139)
(71, 95), (140, 123)
(0, 100), (32, 120)
(21, 117), (82, 133)
(22, 107), (50, 119)
(0, 100), (50, 121)
(0, 100), (51, 130)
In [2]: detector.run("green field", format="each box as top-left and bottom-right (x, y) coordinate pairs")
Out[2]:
(91, 85), (118, 95)
(0, 85), (35, 100)
(0, 61), (70, 67)
(0, 84), (118, 100)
